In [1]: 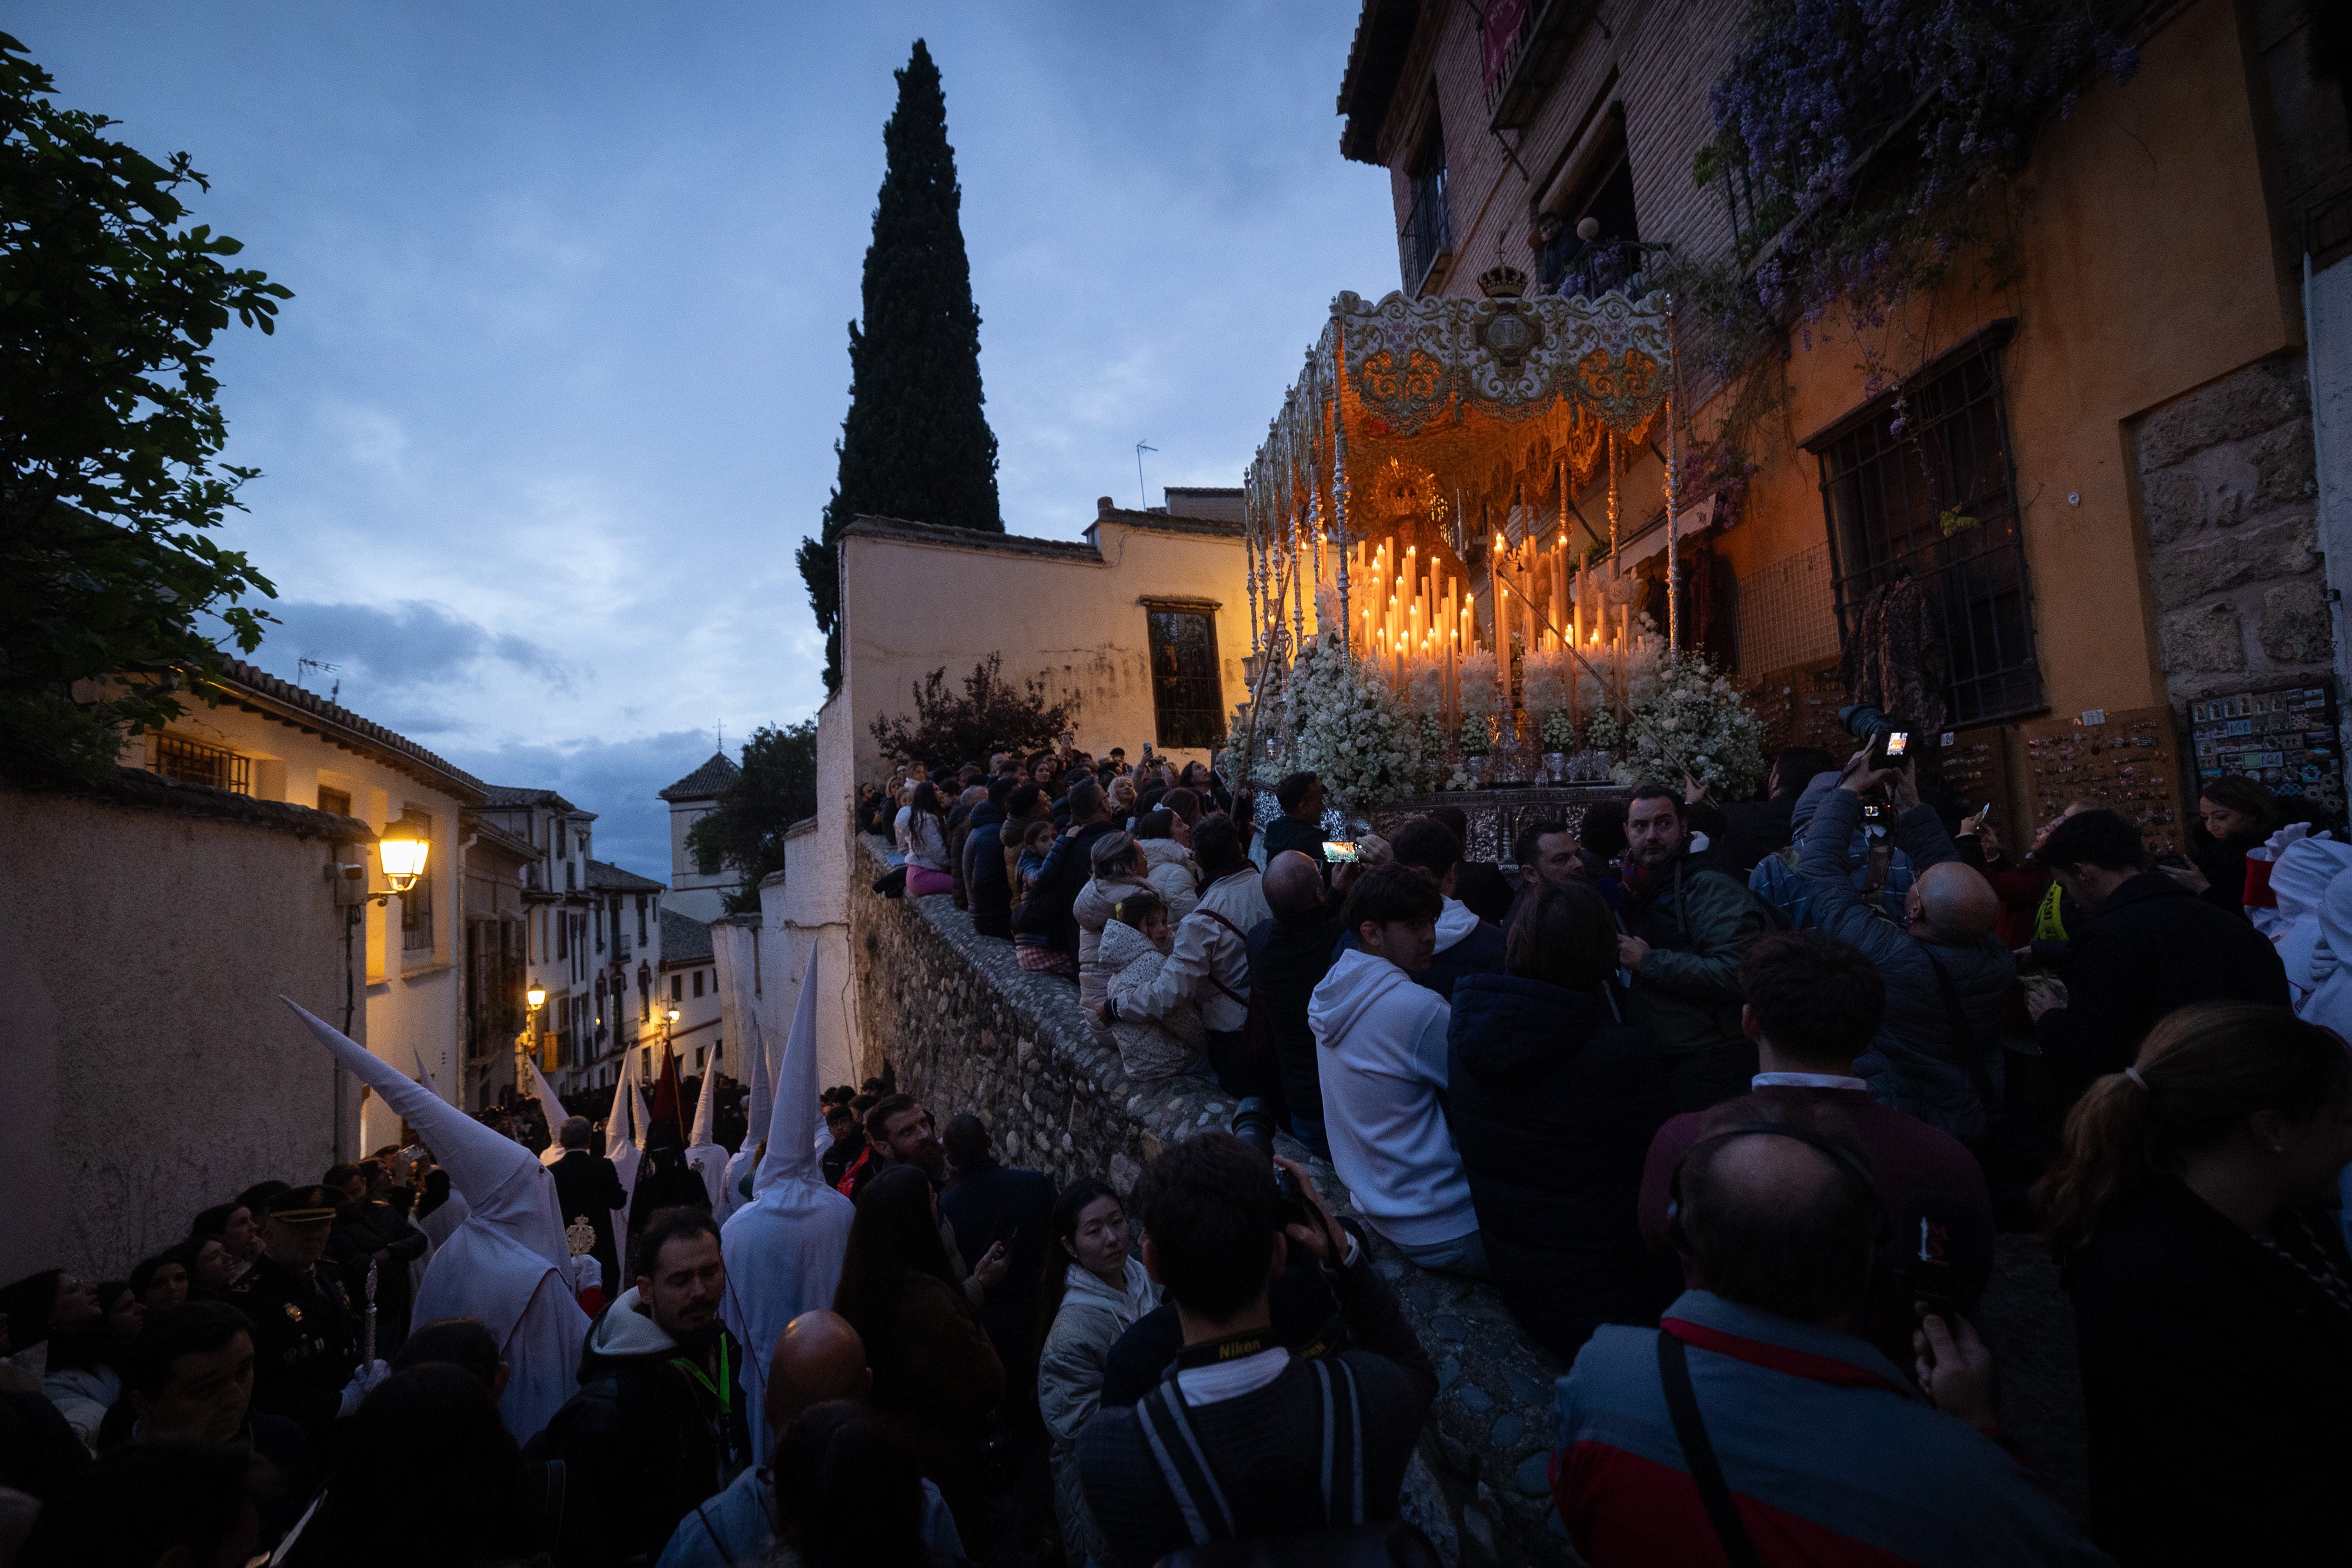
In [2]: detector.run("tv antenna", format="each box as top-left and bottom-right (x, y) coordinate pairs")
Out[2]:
(296, 656), (342, 704)
(1135, 440), (1158, 510)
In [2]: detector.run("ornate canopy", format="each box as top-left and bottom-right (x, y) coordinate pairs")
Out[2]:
(1241, 270), (1681, 671)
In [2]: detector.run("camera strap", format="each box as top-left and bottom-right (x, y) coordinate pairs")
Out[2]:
(1656, 1330), (1763, 1568)
(1138, 1353), (1364, 1544)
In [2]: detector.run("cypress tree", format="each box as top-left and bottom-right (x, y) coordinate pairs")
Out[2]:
(799, 38), (1001, 691)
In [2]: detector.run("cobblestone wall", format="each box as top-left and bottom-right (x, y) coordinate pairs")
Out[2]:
(847, 834), (1576, 1567)
(2139, 353), (2328, 706)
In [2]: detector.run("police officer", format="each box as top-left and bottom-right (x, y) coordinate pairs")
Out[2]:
(227, 1183), (386, 1442)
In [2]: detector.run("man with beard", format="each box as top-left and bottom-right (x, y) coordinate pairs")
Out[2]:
(850, 1095), (1006, 1308)
(531, 1210), (749, 1565)
(1615, 783), (1773, 1111)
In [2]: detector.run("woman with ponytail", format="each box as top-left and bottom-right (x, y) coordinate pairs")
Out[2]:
(2039, 1002), (2352, 1565)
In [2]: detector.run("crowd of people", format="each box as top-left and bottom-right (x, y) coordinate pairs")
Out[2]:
(3, 736), (2346, 1567)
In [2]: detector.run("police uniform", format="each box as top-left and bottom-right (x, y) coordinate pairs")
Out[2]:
(228, 1183), (360, 1442)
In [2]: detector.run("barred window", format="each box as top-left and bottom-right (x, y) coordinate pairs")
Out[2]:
(398, 809), (435, 953)
(1813, 332), (2042, 726)
(151, 734), (249, 794)
(1146, 607), (1225, 750)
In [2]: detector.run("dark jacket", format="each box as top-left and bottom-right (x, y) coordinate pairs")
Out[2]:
(1452, 861), (1516, 925)
(1638, 1084), (1996, 1377)
(1259, 814), (1328, 874)
(941, 1156), (1058, 1379)
(1685, 791), (1803, 876)
(962, 801), (1013, 939)
(1078, 1247), (1437, 1567)
(1619, 845), (1768, 1060)
(1446, 975), (1678, 1360)
(551, 1149), (629, 1297)
(2036, 870), (2290, 1089)
(2066, 1179), (2352, 1566)
(1032, 819), (1121, 959)
(1800, 790), (2017, 1142)
(1418, 914), (1505, 1002)
(1246, 907), (1347, 1118)
(226, 1254), (358, 1445)
(530, 1293), (750, 1567)
(1097, 1253), (1341, 1410)
(328, 1199), (425, 1355)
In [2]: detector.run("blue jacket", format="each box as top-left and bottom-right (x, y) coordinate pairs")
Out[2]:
(962, 801), (1011, 939)
(1552, 1290), (2105, 1567)
(1798, 789), (2016, 1142)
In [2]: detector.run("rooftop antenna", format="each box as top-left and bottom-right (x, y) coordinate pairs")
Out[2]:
(1135, 440), (1158, 510)
(296, 656), (342, 704)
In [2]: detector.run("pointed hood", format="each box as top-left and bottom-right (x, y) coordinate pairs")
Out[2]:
(281, 998), (562, 1259)
(604, 1048), (645, 1195)
(278, 999), (589, 1441)
(756, 952), (824, 1193)
(526, 1057), (570, 1166)
(742, 1014), (773, 1151)
(409, 1039), (440, 1099)
(721, 948), (856, 1465)
(689, 1046), (720, 1146)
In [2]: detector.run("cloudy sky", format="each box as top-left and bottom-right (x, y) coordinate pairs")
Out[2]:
(22, 4), (1397, 875)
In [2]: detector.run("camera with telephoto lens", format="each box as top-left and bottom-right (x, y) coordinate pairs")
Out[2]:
(1839, 704), (1916, 775)
(1231, 1097), (1316, 1232)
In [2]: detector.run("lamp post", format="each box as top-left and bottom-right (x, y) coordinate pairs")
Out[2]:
(515, 981), (547, 1111)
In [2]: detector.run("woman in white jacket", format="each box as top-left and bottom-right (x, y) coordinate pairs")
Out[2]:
(1035, 1178), (1159, 1568)
(1099, 893), (1207, 1081)
(1071, 833), (1152, 1035)
(1131, 811), (1201, 923)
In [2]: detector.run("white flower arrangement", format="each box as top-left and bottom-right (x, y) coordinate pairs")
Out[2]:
(1583, 640), (1767, 794)
(1282, 640), (1437, 814)
(1521, 650), (1575, 753)
(1455, 652), (1499, 755)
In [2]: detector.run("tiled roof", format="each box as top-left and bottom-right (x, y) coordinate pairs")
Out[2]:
(1336, 0), (1421, 164)
(660, 907), (714, 963)
(586, 858), (666, 892)
(481, 783), (587, 814)
(460, 814), (540, 863)
(1088, 506), (1245, 540)
(658, 752), (740, 802)
(843, 514), (1100, 563)
(15, 767), (380, 842)
(213, 658), (487, 803)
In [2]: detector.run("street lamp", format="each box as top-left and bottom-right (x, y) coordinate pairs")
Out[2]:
(516, 981), (548, 1112)
(373, 828), (430, 900)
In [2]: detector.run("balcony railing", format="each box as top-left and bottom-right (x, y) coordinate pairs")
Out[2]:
(1542, 236), (1672, 300)
(1400, 168), (1454, 295)
(1484, 0), (1594, 129)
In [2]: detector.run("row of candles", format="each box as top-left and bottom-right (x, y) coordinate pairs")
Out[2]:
(1347, 527), (1641, 730)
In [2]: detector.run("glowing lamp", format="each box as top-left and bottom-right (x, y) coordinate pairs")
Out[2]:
(377, 830), (430, 893)
(526, 982), (547, 1011)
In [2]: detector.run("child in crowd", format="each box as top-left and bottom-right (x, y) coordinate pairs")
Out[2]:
(1015, 821), (1074, 976)
(1098, 889), (1205, 1080)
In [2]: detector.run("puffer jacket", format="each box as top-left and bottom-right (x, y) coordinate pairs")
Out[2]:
(1038, 1257), (1160, 1568)
(1100, 919), (1206, 1080)
(1800, 789), (2017, 1142)
(1620, 847), (1770, 1061)
(1073, 873), (1152, 1028)
(1446, 975), (1678, 1360)
(1137, 837), (1201, 923)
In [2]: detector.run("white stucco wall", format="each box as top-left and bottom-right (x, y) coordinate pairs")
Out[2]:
(839, 511), (1249, 787)
(0, 791), (360, 1280)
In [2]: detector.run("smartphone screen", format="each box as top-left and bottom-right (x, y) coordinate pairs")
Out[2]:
(1323, 841), (1359, 863)
(1885, 731), (1910, 759)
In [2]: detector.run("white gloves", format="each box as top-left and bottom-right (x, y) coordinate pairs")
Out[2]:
(338, 1358), (391, 1417)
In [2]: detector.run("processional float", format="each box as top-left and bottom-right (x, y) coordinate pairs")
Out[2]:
(1231, 263), (1685, 803)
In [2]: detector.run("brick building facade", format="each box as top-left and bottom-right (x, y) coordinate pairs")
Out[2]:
(1335, 0), (2352, 830)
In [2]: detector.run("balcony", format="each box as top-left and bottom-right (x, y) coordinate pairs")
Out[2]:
(1400, 168), (1454, 296)
(1483, 0), (1595, 131)
(1540, 235), (1672, 300)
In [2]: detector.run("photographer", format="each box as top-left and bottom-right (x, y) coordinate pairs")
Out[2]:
(1076, 1135), (1437, 1565)
(1795, 750), (2014, 1144)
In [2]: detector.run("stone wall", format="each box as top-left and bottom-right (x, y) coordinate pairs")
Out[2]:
(847, 833), (1576, 1567)
(2139, 353), (2328, 706)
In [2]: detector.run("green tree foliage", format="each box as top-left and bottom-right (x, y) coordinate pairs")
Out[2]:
(868, 654), (1073, 774)
(686, 721), (819, 914)
(797, 39), (1001, 693)
(1, 32), (290, 784)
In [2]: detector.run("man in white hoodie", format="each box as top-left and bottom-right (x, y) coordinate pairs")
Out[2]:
(1389, 817), (1505, 1001)
(1307, 864), (1489, 1278)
